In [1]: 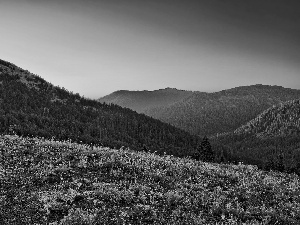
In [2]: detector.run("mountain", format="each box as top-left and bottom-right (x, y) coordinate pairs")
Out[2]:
(1, 134), (300, 224)
(212, 99), (300, 173)
(99, 88), (194, 112)
(99, 85), (300, 137)
(0, 59), (200, 157)
(234, 99), (300, 138)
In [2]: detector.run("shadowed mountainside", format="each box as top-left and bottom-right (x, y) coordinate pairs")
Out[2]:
(0, 59), (200, 157)
(212, 99), (300, 173)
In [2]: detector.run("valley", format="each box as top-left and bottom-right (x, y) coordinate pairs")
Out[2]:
(0, 58), (300, 224)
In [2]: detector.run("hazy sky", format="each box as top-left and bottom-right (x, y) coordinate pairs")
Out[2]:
(1, 0), (300, 98)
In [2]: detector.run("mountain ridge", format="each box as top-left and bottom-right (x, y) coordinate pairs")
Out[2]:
(99, 85), (300, 136)
(99, 87), (194, 113)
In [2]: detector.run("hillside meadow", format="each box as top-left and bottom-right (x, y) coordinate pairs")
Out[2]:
(1, 135), (300, 224)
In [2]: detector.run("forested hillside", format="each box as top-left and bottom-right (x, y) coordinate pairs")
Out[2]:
(234, 99), (300, 138)
(0, 59), (200, 157)
(100, 85), (300, 137)
(212, 99), (300, 174)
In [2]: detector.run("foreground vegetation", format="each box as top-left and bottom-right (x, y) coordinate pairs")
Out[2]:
(1, 135), (300, 224)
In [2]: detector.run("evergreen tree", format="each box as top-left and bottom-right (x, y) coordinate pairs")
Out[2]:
(275, 153), (285, 172)
(198, 136), (214, 162)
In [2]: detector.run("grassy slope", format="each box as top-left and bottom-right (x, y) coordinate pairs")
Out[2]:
(1, 135), (300, 224)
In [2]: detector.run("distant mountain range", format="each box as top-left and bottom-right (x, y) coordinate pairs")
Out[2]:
(99, 85), (300, 137)
(0, 59), (200, 157)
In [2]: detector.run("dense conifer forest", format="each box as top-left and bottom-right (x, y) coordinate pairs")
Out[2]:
(212, 99), (300, 174)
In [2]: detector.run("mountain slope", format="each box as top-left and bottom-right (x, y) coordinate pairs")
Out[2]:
(1, 134), (300, 224)
(0, 59), (200, 157)
(100, 85), (300, 137)
(212, 99), (300, 173)
(234, 99), (300, 138)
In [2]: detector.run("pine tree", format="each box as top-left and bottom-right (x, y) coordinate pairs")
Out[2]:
(275, 153), (285, 172)
(198, 136), (214, 162)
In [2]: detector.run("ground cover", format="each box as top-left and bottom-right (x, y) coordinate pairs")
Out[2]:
(0, 135), (300, 224)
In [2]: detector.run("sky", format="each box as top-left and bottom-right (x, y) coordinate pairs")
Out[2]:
(0, 0), (300, 98)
